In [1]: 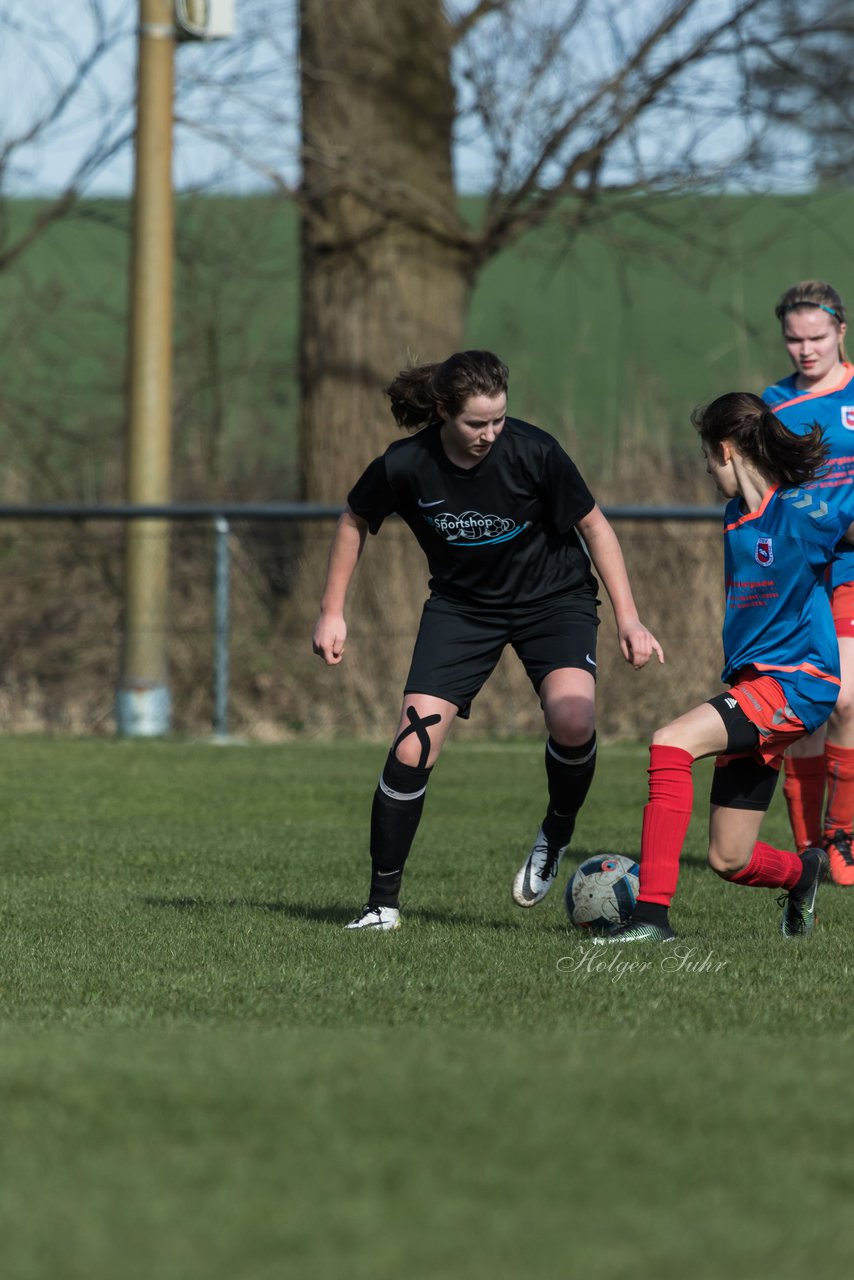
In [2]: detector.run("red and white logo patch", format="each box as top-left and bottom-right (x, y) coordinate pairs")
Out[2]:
(755, 537), (774, 566)
(841, 406), (854, 430)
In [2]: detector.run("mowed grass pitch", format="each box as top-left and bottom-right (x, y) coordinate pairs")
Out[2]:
(1, 738), (853, 1279)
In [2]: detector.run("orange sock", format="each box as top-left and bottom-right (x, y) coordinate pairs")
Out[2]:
(823, 743), (854, 839)
(782, 756), (826, 852)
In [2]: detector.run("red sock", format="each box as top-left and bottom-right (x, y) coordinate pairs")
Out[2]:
(726, 840), (801, 890)
(637, 744), (694, 908)
(823, 742), (854, 839)
(782, 755), (825, 853)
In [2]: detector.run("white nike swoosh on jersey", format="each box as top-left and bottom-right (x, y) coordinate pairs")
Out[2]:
(417, 498), (445, 508)
(585, 654), (597, 667)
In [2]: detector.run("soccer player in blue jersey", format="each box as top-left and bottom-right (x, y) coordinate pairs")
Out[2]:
(762, 281), (854, 884)
(312, 350), (663, 930)
(601, 391), (854, 944)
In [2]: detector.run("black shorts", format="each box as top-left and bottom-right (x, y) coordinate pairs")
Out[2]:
(404, 592), (600, 719)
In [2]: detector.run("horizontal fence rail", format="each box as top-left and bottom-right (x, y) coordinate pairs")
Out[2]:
(0, 501), (727, 742)
(0, 504), (726, 521)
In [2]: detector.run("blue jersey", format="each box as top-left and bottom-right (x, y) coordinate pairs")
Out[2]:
(722, 484), (853, 732)
(762, 364), (854, 589)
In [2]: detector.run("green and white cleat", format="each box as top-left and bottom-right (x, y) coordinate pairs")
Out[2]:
(592, 919), (676, 945)
(780, 847), (828, 938)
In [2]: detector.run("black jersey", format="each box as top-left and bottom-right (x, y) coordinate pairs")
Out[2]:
(346, 417), (597, 608)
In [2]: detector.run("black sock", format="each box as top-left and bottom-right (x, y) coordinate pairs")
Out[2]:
(368, 753), (432, 907)
(541, 734), (597, 847)
(631, 900), (670, 927)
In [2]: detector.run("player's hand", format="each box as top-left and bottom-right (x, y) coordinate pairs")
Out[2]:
(618, 620), (664, 670)
(312, 612), (348, 665)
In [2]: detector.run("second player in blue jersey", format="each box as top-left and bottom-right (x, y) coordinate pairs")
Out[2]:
(762, 279), (854, 884)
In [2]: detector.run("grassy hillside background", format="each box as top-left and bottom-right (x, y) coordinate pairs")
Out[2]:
(0, 193), (853, 738)
(3, 191), (854, 502)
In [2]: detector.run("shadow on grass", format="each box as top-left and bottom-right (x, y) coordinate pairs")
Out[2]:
(140, 895), (351, 925)
(139, 895), (529, 930)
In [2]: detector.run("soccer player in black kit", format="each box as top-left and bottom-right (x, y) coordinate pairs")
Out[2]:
(312, 350), (664, 929)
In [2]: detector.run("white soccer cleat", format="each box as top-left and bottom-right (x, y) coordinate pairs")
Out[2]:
(512, 826), (568, 907)
(345, 904), (401, 931)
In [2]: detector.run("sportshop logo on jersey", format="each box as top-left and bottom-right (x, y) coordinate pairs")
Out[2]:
(423, 509), (528, 546)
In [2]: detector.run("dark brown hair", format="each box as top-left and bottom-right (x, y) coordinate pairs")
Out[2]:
(775, 280), (847, 360)
(384, 350), (509, 432)
(692, 392), (829, 488)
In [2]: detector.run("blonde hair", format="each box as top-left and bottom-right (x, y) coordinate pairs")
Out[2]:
(775, 280), (847, 361)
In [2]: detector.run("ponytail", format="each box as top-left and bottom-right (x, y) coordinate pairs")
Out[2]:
(692, 392), (829, 488)
(385, 350), (509, 432)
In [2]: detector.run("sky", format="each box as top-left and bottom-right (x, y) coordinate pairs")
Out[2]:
(1, 1), (299, 196)
(0, 0), (815, 199)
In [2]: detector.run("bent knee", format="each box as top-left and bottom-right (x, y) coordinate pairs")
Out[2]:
(546, 706), (596, 747)
(830, 691), (854, 728)
(651, 723), (681, 749)
(707, 843), (747, 877)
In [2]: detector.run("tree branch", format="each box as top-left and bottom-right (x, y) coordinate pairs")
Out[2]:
(451, 0), (509, 43)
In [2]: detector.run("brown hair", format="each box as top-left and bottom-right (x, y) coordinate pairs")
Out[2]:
(775, 280), (847, 360)
(384, 350), (509, 431)
(692, 392), (829, 488)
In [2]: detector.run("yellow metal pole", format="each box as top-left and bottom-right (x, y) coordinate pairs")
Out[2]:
(117, 0), (175, 736)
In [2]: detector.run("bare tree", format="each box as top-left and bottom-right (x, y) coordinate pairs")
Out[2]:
(752, 0), (854, 185)
(0, 1), (299, 503)
(291, 0), (854, 734)
(0, 1), (136, 271)
(296, 0), (819, 503)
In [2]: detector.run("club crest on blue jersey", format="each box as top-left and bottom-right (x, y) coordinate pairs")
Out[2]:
(841, 406), (854, 431)
(755, 536), (774, 567)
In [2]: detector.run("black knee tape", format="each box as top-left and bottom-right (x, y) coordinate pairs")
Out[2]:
(707, 692), (761, 756)
(393, 706), (442, 770)
(710, 756), (779, 811)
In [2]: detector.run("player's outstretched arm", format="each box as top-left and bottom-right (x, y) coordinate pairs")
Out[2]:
(312, 507), (369, 665)
(575, 504), (664, 670)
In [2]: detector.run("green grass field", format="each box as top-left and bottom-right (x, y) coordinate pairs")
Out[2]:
(1, 735), (852, 1279)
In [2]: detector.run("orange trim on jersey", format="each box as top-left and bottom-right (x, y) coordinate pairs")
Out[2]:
(772, 363), (854, 412)
(723, 484), (778, 533)
(751, 660), (841, 687)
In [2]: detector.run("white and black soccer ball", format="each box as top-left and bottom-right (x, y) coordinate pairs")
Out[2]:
(565, 855), (640, 931)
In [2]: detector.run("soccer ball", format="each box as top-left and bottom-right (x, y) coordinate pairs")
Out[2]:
(565, 855), (640, 931)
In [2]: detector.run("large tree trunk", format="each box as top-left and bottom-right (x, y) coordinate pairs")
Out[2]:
(294, 0), (476, 733)
(298, 0), (473, 497)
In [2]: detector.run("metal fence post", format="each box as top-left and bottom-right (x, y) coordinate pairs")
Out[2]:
(213, 515), (230, 739)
